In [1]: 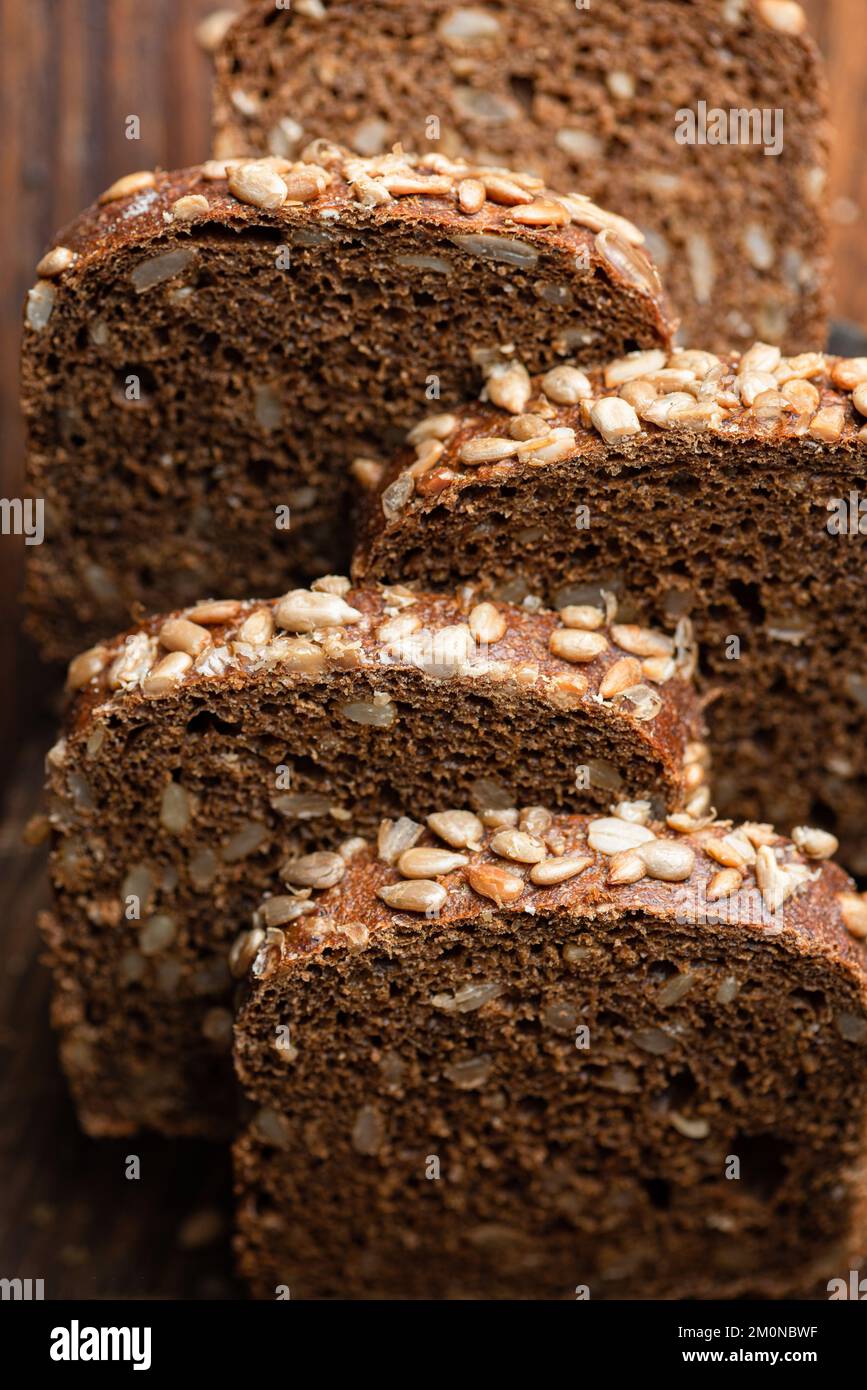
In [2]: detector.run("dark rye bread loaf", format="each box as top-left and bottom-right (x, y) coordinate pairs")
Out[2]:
(354, 346), (867, 857)
(42, 583), (703, 1138)
(211, 0), (829, 353)
(233, 810), (867, 1300)
(21, 144), (671, 662)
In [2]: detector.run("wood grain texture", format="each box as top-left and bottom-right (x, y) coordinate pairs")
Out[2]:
(0, 0), (219, 750)
(803, 0), (867, 329)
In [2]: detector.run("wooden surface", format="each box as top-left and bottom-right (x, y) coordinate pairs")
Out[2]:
(0, 0), (864, 1301)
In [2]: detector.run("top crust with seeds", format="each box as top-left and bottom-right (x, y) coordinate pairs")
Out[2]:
(236, 810), (867, 1048)
(57, 583), (705, 815)
(210, 0), (828, 354)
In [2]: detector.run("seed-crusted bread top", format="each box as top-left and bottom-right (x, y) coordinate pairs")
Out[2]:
(234, 809), (867, 993)
(24, 144), (673, 345)
(208, 0), (828, 354)
(354, 345), (867, 570)
(59, 582), (704, 808)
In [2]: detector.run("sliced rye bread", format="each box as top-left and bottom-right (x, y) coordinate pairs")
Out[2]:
(232, 809), (867, 1300)
(21, 145), (672, 662)
(42, 583), (703, 1138)
(210, 0), (830, 353)
(353, 346), (867, 860)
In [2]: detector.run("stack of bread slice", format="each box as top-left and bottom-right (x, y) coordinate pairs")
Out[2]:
(24, 0), (867, 1300)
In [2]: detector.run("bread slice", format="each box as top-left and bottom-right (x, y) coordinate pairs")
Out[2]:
(353, 346), (867, 859)
(233, 810), (867, 1300)
(43, 582), (703, 1138)
(21, 145), (671, 662)
(211, 0), (829, 353)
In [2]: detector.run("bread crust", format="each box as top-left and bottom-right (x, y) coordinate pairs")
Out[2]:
(211, 0), (830, 352)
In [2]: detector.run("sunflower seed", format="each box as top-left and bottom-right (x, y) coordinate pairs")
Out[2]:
(397, 847), (469, 877)
(489, 829), (547, 864)
(186, 600), (244, 624)
(67, 644), (108, 691)
(756, 0), (807, 35)
(457, 178), (486, 214)
(791, 826), (839, 859)
(510, 198), (571, 226)
(228, 161), (288, 210)
(838, 893), (867, 940)
(657, 971), (698, 1006)
(259, 896), (317, 928)
(444, 1055), (493, 1090)
(809, 405), (846, 443)
(755, 845), (791, 911)
(160, 783), (191, 834)
(706, 868), (743, 901)
(141, 651), (192, 696)
(549, 629), (609, 663)
(485, 360), (532, 415)
(613, 800), (652, 825)
(223, 820), (269, 863)
(36, 245), (77, 277)
(466, 863), (524, 904)
(559, 604), (604, 631)
(378, 817), (424, 864)
(427, 810), (484, 850)
(98, 170), (156, 204)
(479, 807), (518, 829)
(703, 838), (743, 870)
(519, 806), (552, 836)
(459, 435), (520, 465)
(480, 173), (533, 207)
(599, 656), (642, 699)
(588, 818), (656, 855)
(612, 684), (663, 721)
(670, 1112), (710, 1139)
(171, 193), (210, 221)
(139, 914), (176, 955)
(274, 589), (362, 631)
(541, 365), (592, 404)
(831, 357), (867, 390)
(607, 850), (646, 884)
(281, 851), (346, 889)
(590, 397), (642, 444)
(378, 879), (447, 913)
(237, 608), (275, 645)
(407, 413), (458, 444)
(638, 840), (695, 881)
(529, 854), (592, 885)
(159, 617), (211, 657)
(611, 624), (674, 658)
(604, 350), (668, 388)
(469, 602), (506, 644)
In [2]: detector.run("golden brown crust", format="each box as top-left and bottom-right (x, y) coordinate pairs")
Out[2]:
(210, 0), (829, 354)
(24, 147), (674, 344)
(59, 583), (703, 811)
(241, 812), (867, 989)
(353, 347), (867, 570)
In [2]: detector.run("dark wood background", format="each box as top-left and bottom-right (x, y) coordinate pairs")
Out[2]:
(0, 0), (863, 1300)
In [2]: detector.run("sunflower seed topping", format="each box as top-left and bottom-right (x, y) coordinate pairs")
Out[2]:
(587, 818), (655, 855)
(378, 879), (447, 913)
(529, 854), (593, 885)
(281, 851), (346, 889)
(489, 829), (547, 864)
(397, 847), (469, 877)
(427, 810), (484, 850)
(549, 629), (609, 663)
